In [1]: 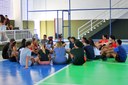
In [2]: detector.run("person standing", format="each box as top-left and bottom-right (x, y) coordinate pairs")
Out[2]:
(4, 15), (10, 26)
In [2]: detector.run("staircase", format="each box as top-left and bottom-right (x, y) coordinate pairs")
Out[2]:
(78, 0), (128, 39)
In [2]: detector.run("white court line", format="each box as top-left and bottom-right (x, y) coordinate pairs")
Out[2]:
(93, 60), (128, 66)
(41, 82), (81, 85)
(35, 64), (70, 85)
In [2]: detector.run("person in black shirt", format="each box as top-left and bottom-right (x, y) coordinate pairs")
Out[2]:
(58, 35), (66, 47)
(38, 44), (51, 65)
(70, 40), (85, 65)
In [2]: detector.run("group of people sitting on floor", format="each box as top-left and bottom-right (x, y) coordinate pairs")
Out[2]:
(2, 34), (127, 69)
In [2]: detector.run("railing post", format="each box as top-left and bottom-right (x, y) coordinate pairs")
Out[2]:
(78, 29), (80, 39)
(14, 30), (16, 40)
(91, 19), (93, 31)
(109, 0), (112, 36)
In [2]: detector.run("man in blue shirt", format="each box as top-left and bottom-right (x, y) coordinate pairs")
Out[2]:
(113, 39), (127, 62)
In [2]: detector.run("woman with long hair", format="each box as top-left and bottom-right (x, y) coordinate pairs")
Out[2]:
(37, 44), (51, 65)
(52, 41), (67, 64)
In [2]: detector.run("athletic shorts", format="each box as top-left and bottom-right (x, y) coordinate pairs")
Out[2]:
(115, 56), (125, 62)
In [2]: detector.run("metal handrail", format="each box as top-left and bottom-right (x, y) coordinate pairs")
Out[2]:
(78, 0), (122, 32)
(0, 29), (33, 43)
(78, 0), (127, 38)
(79, 20), (104, 37)
(79, 19), (101, 34)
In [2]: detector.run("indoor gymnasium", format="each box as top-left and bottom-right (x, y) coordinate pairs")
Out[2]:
(0, 0), (128, 85)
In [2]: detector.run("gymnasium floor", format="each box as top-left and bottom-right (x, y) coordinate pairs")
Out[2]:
(0, 58), (128, 85)
(0, 43), (128, 85)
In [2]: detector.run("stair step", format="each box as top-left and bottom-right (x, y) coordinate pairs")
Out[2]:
(100, 23), (102, 25)
(96, 25), (99, 27)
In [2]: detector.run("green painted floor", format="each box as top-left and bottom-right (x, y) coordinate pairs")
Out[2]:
(38, 59), (128, 85)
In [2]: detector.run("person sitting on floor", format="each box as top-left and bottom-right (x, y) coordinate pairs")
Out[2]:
(41, 34), (48, 45)
(101, 35), (117, 60)
(83, 39), (95, 61)
(69, 40), (85, 65)
(20, 41), (38, 69)
(52, 41), (68, 64)
(30, 38), (39, 57)
(102, 39), (127, 62)
(88, 38), (101, 60)
(2, 38), (15, 59)
(38, 44), (51, 65)
(46, 40), (53, 50)
(57, 35), (66, 47)
(95, 34), (108, 50)
(17, 39), (26, 62)
(81, 36), (87, 46)
(70, 37), (76, 49)
(9, 41), (18, 62)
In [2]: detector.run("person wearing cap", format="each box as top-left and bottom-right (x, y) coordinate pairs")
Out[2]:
(69, 40), (85, 65)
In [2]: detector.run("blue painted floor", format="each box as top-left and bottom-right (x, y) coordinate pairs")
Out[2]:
(0, 60), (66, 85)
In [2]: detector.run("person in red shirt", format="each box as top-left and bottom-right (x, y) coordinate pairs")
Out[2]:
(109, 35), (117, 48)
(101, 35), (117, 60)
(95, 35), (108, 49)
(99, 35), (108, 44)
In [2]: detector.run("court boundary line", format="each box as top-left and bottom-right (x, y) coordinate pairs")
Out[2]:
(35, 64), (70, 85)
(41, 82), (81, 85)
(93, 60), (128, 66)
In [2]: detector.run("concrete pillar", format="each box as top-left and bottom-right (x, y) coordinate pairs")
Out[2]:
(12, 0), (23, 29)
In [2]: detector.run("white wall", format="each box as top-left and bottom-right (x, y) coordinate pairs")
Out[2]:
(13, 0), (23, 29)
(21, 0), (128, 20)
(0, 0), (13, 19)
(1, 0), (128, 20)
(0, 0), (23, 29)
